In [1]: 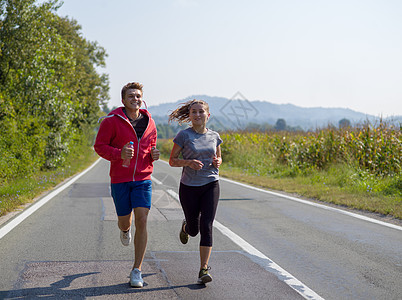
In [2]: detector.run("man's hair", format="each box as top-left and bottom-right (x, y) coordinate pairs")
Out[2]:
(121, 82), (143, 99)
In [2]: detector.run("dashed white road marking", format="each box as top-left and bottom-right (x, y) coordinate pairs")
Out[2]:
(165, 188), (325, 300)
(151, 176), (163, 185)
(2, 156), (397, 299)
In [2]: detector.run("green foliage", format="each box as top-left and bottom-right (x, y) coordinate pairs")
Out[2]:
(339, 118), (351, 128)
(219, 122), (401, 197)
(0, 0), (109, 182)
(156, 139), (174, 159)
(346, 123), (401, 176)
(156, 123), (181, 139)
(274, 118), (286, 131)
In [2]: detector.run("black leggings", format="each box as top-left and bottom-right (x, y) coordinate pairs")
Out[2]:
(179, 180), (220, 247)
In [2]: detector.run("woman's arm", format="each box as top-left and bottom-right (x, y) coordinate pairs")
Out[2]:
(169, 143), (203, 170)
(212, 145), (222, 168)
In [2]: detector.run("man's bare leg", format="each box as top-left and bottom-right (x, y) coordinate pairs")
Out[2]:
(133, 207), (149, 270)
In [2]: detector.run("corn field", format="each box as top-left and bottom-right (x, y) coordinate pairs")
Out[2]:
(221, 122), (401, 178)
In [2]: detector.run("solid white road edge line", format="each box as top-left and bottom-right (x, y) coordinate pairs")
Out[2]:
(165, 188), (324, 300)
(156, 160), (401, 231)
(0, 158), (102, 240)
(219, 177), (402, 231)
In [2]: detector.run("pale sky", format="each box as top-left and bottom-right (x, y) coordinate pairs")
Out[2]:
(54, 0), (402, 117)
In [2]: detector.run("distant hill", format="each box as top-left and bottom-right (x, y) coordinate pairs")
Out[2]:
(148, 94), (401, 131)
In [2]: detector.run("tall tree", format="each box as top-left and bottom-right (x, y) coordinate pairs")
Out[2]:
(0, 0), (109, 180)
(275, 118), (287, 131)
(339, 118), (351, 128)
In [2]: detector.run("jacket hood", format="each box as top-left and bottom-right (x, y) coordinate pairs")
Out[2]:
(98, 107), (152, 123)
(109, 106), (152, 118)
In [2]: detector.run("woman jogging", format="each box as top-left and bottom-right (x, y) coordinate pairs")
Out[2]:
(168, 99), (222, 284)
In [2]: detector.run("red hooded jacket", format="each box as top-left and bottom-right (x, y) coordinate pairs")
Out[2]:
(94, 107), (157, 183)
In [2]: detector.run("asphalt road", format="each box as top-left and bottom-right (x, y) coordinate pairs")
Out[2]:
(0, 158), (401, 299)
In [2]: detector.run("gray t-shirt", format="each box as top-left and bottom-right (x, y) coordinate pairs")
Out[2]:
(173, 127), (223, 186)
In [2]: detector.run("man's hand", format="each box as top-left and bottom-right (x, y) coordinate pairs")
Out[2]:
(151, 146), (160, 161)
(121, 143), (134, 160)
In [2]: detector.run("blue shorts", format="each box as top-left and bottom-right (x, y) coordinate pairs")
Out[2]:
(110, 180), (152, 216)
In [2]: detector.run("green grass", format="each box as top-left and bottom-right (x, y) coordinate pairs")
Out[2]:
(219, 165), (401, 219)
(0, 147), (99, 217)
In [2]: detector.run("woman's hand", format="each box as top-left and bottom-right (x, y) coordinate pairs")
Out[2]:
(212, 156), (222, 168)
(188, 159), (204, 170)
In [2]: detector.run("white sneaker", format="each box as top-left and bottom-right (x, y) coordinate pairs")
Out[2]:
(120, 228), (131, 246)
(130, 268), (144, 288)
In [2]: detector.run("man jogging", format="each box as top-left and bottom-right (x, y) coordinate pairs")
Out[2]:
(94, 82), (160, 287)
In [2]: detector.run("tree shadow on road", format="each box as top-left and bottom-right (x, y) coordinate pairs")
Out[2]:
(0, 271), (205, 299)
